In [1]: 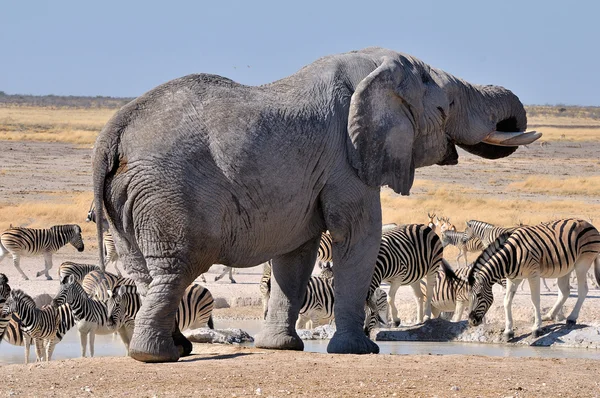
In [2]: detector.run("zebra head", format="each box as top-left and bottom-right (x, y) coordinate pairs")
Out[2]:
(466, 269), (494, 327)
(363, 289), (389, 335)
(106, 285), (138, 328)
(2, 289), (33, 317)
(105, 288), (121, 328)
(68, 224), (85, 252)
(0, 273), (10, 300)
(52, 274), (80, 307)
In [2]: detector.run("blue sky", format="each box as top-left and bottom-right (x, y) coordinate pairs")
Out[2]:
(1, 0), (598, 105)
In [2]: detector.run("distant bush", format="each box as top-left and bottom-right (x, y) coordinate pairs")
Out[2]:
(0, 93), (134, 109)
(526, 105), (600, 120)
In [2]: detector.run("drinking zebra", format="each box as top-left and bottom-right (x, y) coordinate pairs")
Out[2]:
(367, 224), (443, 327)
(0, 224), (84, 280)
(1, 289), (74, 363)
(86, 202), (121, 276)
(52, 275), (134, 357)
(106, 283), (214, 331)
(467, 219), (600, 339)
(441, 230), (484, 267)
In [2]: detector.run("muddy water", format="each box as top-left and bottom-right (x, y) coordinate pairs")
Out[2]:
(2, 319), (600, 365)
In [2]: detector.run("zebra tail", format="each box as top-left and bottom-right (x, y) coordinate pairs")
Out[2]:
(440, 259), (461, 283)
(207, 315), (214, 330)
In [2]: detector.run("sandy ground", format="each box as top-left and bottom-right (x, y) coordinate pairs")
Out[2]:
(1, 141), (600, 396)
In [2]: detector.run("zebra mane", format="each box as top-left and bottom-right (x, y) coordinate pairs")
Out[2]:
(0, 273), (8, 285)
(467, 232), (513, 286)
(50, 224), (78, 232)
(9, 289), (36, 308)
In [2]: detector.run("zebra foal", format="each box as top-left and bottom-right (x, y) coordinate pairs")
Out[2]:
(468, 219), (600, 339)
(441, 230), (484, 267)
(0, 224), (84, 280)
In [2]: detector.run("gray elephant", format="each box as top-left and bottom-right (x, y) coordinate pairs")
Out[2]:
(92, 47), (540, 362)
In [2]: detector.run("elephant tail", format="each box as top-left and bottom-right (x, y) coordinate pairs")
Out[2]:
(92, 119), (123, 272)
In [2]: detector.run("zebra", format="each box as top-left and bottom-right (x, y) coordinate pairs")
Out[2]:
(58, 261), (102, 283)
(363, 288), (390, 334)
(441, 230), (484, 267)
(464, 220), (552, 292)
(467, 219), (600, 340)
(0, 224), (84, 280)
(367, 224), (443, 327)
(1, 289), (74, 363)
(213, 265), (236, 283)
(86, 202), (121, 276)
(259, 261), (272, 320)
(80, 270), (137, 301)
(106, 283), (214, 331)
(52, 275), (134, 357)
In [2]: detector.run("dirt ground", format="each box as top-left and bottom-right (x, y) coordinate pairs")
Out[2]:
(1, 141), (600, 397)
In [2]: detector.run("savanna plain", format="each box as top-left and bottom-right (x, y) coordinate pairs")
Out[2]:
(1, 101), (600, 397)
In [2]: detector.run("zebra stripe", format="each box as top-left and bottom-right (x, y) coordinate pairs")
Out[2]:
(420, 260), (471, 321)
(441, 230), (484, 267)
(86, 201), (122, 276)
(367, 224), (443, 328)
(106, 283), (214, 331)
(296, 274), (336, 329)
(468, 219), (600, 339)
(81, 270), (136, 301)
(364, 288), (389, 333)
(260, 262), (272, 320)
(0, 225), (85, 280)
(1, 290), (64, 363)
(58, 261), (101, 283)
(464, 220), (519, 249)
(52, 276), (133, 357)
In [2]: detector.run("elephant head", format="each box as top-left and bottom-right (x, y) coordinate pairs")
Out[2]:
(347, 51), (539, 195)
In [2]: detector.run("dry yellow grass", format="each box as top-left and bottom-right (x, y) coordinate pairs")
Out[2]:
(509, 176), (600, 196)
(531, 127), (600, 142)
(0, 192), (98, 248)
(0, 106), (116, 145)
(380, 187), (599, 229)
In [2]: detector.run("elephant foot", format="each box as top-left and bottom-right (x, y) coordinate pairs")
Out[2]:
(327, 331), (379, 354)
(129, 328), (180, 363)
(254, 328), (304, 351)
(531, 329), (542, 338)
(503, 331), (515, 342)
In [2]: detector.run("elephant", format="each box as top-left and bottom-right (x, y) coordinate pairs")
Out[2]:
(92, 47), (541, 362)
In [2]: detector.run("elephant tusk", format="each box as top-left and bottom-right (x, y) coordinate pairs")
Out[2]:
(482, 130), (542, 147)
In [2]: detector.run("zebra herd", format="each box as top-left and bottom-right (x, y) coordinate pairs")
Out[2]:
(2, 212), (600, 363)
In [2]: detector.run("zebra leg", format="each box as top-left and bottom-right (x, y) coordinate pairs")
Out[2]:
(214, 267), (227, 281)
(34, 338), (44, 362)
(255, 236), (320, 351)
(502, 278), (521, 341)
(228, 267), (236, 284)
(452, 301), (467, 322)
(423, 272), (436, 321)
(35, 252), (53, 280)
(89, 331), (96, 357)
(566, 254), (595, 325)
(24, 334), (31, 364)
(387, 282), (402, 327)
(409, 281), (425, 324)
(542, 278), (551, 292)
(543, 274), (570, 321)
(80, 330), (88, 357)
(11, 254), (30, 281)
(527, 276), (543, 337)
(116, 325), (133, 356)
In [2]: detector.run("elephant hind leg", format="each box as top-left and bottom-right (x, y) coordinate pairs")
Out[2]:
(128, 257), (200, 363)
(254, 236), (321, 351)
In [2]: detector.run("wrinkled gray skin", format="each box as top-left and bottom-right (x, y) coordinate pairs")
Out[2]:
(93, 47), (537, 362)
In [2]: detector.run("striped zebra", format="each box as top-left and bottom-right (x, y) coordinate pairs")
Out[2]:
(463, 220), (519, 249)
(467, 219), (600, 339)
(367, 224), (443, 327)
(0, 224), (84, 280)
(317, 223), (398, 266)
(52, 275), (134, 357)
(1, 289), (74, 363)
(80, 270), (137, 301)
(259, 262), (272, 320)
(441, 230), (484, 267)
(364, 288), (389, 334)
(85, 202), (121, 276)
(106, 283), (214, 331)
(58, 261), (102, 283)
(419, 260), (471, 322)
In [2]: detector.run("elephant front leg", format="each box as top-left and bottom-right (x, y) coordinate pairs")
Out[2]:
(254, 236), (320, 351)
(128, 267), (195, 363)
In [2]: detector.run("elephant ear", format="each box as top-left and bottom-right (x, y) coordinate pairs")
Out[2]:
(347, 57), (415, 196)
